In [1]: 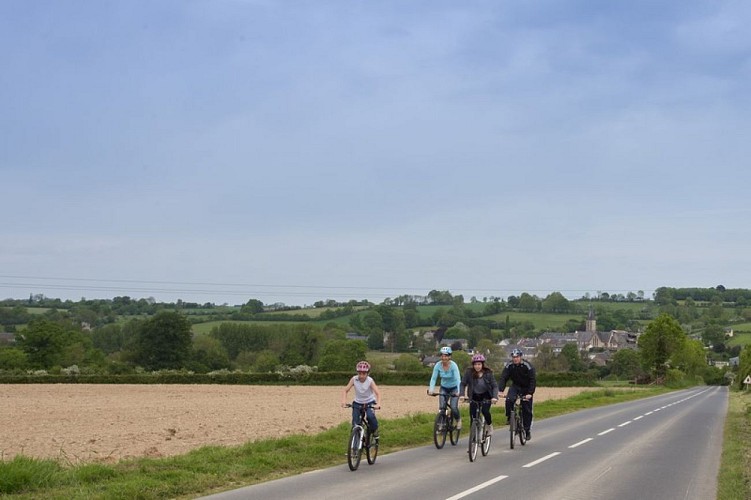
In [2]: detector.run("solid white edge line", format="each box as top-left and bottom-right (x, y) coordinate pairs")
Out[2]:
(445, 475), (509, 500)
(598, 428), (615, 435)
(569, 438), (593, 448)
(523, 452), (561, 468)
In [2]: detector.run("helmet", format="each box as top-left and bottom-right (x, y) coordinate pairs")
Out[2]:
(440, 346), (453, 355)
(356, 361), (370, 372)
(471, 354), (486, 363)
(510, 348), (523, 357)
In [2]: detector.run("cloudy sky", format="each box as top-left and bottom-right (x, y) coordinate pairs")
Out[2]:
(2, 1), (750, 306)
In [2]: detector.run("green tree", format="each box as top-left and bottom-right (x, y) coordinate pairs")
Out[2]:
(130, 311), (192, 370)
(609, 348), (643, 379)
(560, 343), (585, 371)
(542, 292), (571, 313)
(317, 339), (367, 371)
(190, 334), (231, 372)
(393, 353), (424, 372)
(241, 299), (264, 315)
(15, 318), (97, 369)
(252, 349), (280, 372)
(738, 345), (751, 390)
(638, 313), (687, 378)
(0, 347), (28, 370)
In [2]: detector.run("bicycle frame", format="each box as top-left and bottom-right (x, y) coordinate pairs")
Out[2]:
(430, 392), (460, 448)
(465, 399), (493, 461)
(345, 403), (378, 471)
(507, 395), (527, 449)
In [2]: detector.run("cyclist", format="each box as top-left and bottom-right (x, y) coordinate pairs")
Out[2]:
(460, 353), (498, 435)
(341, 361), (381, 439)
(498, 348), (536, 440)
(428, 346), (462, 430)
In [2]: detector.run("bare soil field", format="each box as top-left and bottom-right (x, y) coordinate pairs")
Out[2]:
(0, 384), (598, 464)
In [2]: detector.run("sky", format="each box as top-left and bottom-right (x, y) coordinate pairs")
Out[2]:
(2, 1), (750, 307)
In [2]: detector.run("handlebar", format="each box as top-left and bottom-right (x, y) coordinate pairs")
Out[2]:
(344, 403), (380, 410)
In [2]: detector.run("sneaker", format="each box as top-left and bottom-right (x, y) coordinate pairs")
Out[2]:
(373, 431), (380, 444)
(525, 430), (531, 441)
(484, 424), (493, 436)
(456, 419), (462, 430)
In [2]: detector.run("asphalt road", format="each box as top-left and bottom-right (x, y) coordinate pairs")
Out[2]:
(198, 386), (727, 500)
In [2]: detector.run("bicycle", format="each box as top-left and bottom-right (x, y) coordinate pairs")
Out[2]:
(429, 392), (460, 449)
(464, 398), (493, 462)
(507, 395), (527, 449)
(344, 403), (379, 471)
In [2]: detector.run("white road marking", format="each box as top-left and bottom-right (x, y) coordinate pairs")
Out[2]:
(634, 416), (644, 420)
(523, 452), (561, 467)
(645, 411), (653, 415)
(618, 421), (631, 427)
(598, 428), (615, 436)
(569, 438), (593, 448)
(445, 475), (509, 500)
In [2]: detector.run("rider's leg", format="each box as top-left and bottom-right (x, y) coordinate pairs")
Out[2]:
(521, 396), (533, 435)
(506, 386), (520, 423)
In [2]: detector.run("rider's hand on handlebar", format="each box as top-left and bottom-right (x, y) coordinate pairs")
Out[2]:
(427, 390), (435, 396)
(524, 394), (532, 401)
(491, 398), (498, 404)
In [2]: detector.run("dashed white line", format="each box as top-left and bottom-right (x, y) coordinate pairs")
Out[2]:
(645, 411), (653, 415)
(523, 452), (561, 468)
(633, 416), (644, 420)
(445, 475), (509, 500)
(617, 421), (632, 427)
(598, 428), (615, 436)
(569, 438), (593, 448)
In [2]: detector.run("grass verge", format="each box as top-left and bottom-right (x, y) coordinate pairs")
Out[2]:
(717, 389), (751, 500)
(0, 387), (669, 499)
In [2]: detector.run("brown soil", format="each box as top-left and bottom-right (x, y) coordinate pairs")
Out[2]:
(0, 384), (597, 463)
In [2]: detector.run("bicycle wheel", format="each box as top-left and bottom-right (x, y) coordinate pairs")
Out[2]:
(468, 419), (479, 462)
(517, 415), (527, 446)
(481, 422), (492, 456)
(347, 427), (363, 471)
(366, 428), (379, 464)
(449, 413), (460, 446)
(433, 413), (447, 449)
(509, 411), (516, 450)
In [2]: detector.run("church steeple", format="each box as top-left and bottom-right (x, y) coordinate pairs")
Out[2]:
(586, 307), (596, 333)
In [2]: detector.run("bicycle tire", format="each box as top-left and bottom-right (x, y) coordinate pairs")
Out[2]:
(366, 428), (378, 464)
(347, 427), (363, 471)
(449, 413), (460, 446)
(517, 415), (527, 446)
(433, 412), (447, 449)
(468, 419), (479, 462)
(481, 422), (492, 456)
(509, 411), (516, 450)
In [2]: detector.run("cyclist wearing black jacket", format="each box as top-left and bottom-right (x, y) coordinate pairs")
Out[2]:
(498, 348), (536, 440)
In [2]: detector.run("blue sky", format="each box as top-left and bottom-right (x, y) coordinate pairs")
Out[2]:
(2, 1), (750, 306)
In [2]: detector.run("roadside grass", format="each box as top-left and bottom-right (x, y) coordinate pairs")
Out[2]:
(0, 387), (675, 499)
(717, 389), (751, 500)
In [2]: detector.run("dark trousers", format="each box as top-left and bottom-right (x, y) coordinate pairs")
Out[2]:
(505, 385), (533, 432)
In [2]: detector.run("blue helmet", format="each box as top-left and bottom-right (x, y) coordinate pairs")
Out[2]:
(440, 346), (453, 355)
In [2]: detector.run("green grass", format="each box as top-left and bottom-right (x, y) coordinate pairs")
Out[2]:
(717, 389), (751, 500)
(727, 332), (751, 348)
(0, 387), (669, 499)
(486, 311), (584, 330)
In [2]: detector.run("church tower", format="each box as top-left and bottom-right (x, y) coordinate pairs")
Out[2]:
(586, 307), (596, 333)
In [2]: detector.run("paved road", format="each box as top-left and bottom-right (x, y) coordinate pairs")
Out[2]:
(199, 386), (727, 500)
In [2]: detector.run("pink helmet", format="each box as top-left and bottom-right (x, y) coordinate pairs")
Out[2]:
(356, 361), (371, 372)
(472, 354), (486, 363)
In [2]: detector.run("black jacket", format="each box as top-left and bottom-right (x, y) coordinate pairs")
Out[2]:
(497, 360), (536, 394)
(460, 367), (499, 399)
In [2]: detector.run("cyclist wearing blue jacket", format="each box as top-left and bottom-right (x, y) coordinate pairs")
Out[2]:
(428, 346), (463, 430)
